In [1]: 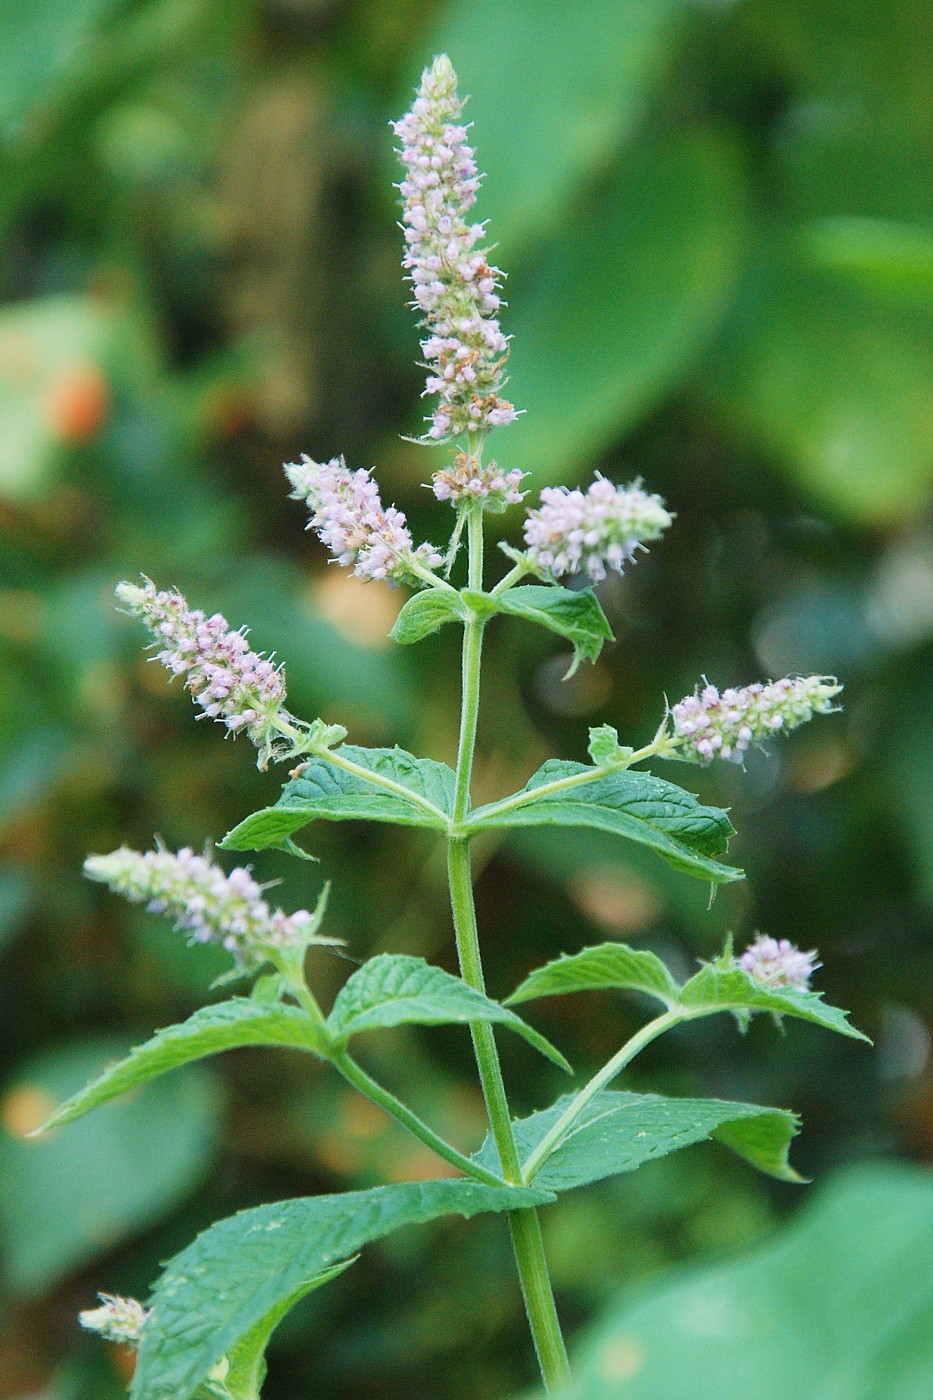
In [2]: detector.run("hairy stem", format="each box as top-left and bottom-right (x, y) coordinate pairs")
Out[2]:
(522, 1009), (686, 1182)
(464, 738), (665, 827)
(447, 503), (571, 1393)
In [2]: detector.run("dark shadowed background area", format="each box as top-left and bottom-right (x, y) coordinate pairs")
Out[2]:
(1, 1), (932, 1396)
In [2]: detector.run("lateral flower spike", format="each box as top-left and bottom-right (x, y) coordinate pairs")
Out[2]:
(393, 54), (517, 442)
(522, 475), (673, 582)
(284, 454), (442, 584)
(79, 1294), (149, 1346)
(116, 578), (289, 766)
(738, 933), (820, 990)
(84, 845), (339, 968)
(670, 676), (842, 764)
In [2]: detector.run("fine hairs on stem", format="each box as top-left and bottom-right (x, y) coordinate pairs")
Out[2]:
(56, 54), (864, 1400)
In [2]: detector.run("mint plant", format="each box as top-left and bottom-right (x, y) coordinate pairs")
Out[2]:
(39, 56), (867, 1400)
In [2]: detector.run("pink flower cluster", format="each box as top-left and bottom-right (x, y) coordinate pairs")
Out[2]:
(85, 845), (327, 966)
(432, 451), (525, 511)
(522, 475), (672, 582)
(116, 579), (286, 752)
(738, 934), (819, 990)
(285, 454), (442, 583)
(393, 55), (517, 442)
(80, 1295), (149, 1345)
(671, 675), (841, 764)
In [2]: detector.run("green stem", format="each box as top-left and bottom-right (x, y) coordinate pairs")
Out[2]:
(523, 1009), (687, 1182)
(332, 1048), (508, 1187)
(447, 504), (571, 1394)
(490, 561), (530, 597)
(464, 739), (664, 828)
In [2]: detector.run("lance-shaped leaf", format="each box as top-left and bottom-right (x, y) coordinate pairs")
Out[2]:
(507, 943), (680, 1010)
(473, 1090), (801, 1189)
(328, 954), (571, 1072)
(221, 746), (455, 853)
(390, 588), (466, 644)
(131, 1179), (554, 1400)
(467, 761), (741, 883)
(35, 1000), (327, 1133)
(489, 584), (614, 675)
(680, 961), (870, 1041)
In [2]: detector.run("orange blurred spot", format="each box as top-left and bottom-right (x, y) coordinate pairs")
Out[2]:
(340, 1093), (386, 1140)
(312, 572), (400, 649)
(44, 362), (110, 443)
(571, 866), (661, 934)
(2, 1084), (55, 1137)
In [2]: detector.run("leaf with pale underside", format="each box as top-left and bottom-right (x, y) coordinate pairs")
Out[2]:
(467, 761), (741, 883)
(473, 1090), (802, 1189)
(490, 585), (614, 676)
(328, 954), (571, 1072)
(390, 589), (465, 644)
(130, 1180), (554, 1400)
(680, 961), (870, 1041)
(506, 943), (680, 1010)
(220, 746), (455, 853)
(35, 1000), (328, 1134)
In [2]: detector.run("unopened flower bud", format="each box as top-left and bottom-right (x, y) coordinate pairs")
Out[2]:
(80, 1294), (149, 1346)
(738, 934), (819, 990)
(522, 475), (672, 582)
(393, 56), (517, 441)
(85, 845), (337, 967)
(671, 675), (842, 764)
(285, 455), (442, 583)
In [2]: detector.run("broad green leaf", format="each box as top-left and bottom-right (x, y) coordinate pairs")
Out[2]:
(0, 1040), (219, 1297)
(544, 1163), (933, 1399)
(492, 585), (614, 675)
(426, 0), (684, 261)
(507, 944), (680, 1010)
(503, 134), (746, 483)
(36, 1000), (328, 1134)
(680, 962), (869, 1041)
(131, 1179), (554, 1400)
(390, 589), (465, 644)
(802, 217), (933, 309)
(467, 762), (741, 884)
(221, 746), (455, 852)
(473, 1090), (801, 1190)
(328, 954), (571, 1072)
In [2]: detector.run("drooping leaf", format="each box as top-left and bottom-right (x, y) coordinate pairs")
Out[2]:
(467, 762), (741, 883)
(541, 1164), (933, 1400)
(328, 954), (571, 1072)
(473, 1090), (801, 1190)
(680, 962), (870, 1041)
(390, 589), (465, 644)
(35, 1001), (328, 1134)
(221, 746), (455, 852)
(491, 585), (614, 675)
(0, 1040), (220, 1297)
(506, 944), (680, 1010)
(131, 1179), (554, 1400)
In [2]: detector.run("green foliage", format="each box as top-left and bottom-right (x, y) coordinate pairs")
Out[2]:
(0, 1040), (219, 1297)
(132, 1180), (554, 1400)
(221, 747), (455, 851)
(549, 1164), (933, 1399)
(35, 1001), (329, 1133)
(489, 585), (614, 676)
(507, 944), (680, 1010)
(586, 725), (634, 768)
(468, 763), (741, 883)
(680, 959), (869, 1040)
(390, 589), (465, 644)
(327, 953), (571, 1070)
(474, 1091), (800, 1188)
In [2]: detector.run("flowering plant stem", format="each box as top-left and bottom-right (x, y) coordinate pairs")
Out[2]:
(447, 497), (571, 1392)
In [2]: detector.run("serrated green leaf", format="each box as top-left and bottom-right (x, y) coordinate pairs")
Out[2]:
(473, 1090), (801, 1190)
(680, 962), (870, 1041)
(389, 589), (465, 644)
(220, 746), (455, 852)
(506, 943), (680, 1010)
(36, 1001), (327, 1133)
(328, 954), (571, 1072)
(587, 724), (634, 767)
(467, 762), (741, 883)
(494, 585), (614, 675)
(131, 1180), (554, 1400)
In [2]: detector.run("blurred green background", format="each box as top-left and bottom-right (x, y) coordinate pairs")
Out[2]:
(1, 1), (932, 1396)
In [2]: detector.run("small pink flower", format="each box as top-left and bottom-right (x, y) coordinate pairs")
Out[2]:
(671, 676), (842, 764)
(432, 451), (525, 511)
(738, 934), (819, 990)
(522, 475), (672, 582)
